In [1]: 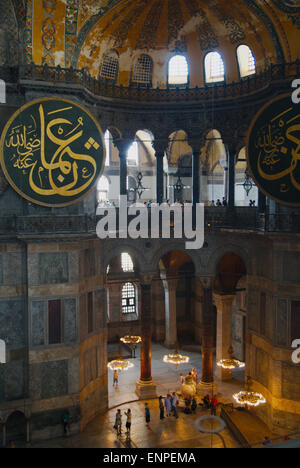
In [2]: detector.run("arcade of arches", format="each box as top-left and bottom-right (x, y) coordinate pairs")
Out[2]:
(0, 0), (300, 449)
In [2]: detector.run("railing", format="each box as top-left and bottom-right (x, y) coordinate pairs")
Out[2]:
(0, 209), (299, 236)
(0, 61), (296, 103)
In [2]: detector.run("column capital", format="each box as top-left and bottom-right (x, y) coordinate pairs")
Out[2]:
(113, 137), (133, 155)
(152, 139), (167, 156)
(197, 276), (214, 290)
(213, 293), (235, 311)
(189, 137), (205, 151)
(140, 272), (156, 285)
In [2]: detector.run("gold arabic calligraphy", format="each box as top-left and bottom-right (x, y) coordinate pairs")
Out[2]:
(5, 104), (98, 197)
(255, 107), (300, 193)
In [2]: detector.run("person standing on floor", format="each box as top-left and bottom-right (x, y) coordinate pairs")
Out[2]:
(145, 403), (151, 428)
(171, 392), (179, 419)
(159, 396), (165, 420)
(113, 369), (119, 387)
(165, 394), (172, 417)
(210, 396), (218, 416)
(125, 409), (132, 437)
(115, 409), (122, 435)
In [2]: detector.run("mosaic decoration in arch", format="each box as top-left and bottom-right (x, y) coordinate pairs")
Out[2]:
(65, 0), (79, 67)
(0, 0), (19, 66)
(135, 0), (162, 50)
(0, 0), (18, 37)
(242, 0), (285, 62)
(11, 0), (26, 27)
(24, 0), (33, 64)
(229, 0), (266, 59)
(167, 0), (184, 46)
(42, 0), (57, 66)
(110, 0), (148, 49)
(210, 0), (246, 44)
(184, 0), (219, 50)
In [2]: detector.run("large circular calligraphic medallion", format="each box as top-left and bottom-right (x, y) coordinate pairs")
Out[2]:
(0, 98), (105, 207)
(247, 94), (300, 207)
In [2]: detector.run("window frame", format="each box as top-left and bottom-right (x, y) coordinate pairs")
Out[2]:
(99, 49), (119, 83)
(131, 54), (153, 88)
(204, 51), (226, 86)
(167, 54), (190, 88)
(236, 44), (256, 80)
(121, 282), (137, 315)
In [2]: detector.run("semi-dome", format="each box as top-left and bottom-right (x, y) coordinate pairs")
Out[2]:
(77, 0), (288, 87)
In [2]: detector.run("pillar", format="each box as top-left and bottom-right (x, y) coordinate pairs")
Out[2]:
(136, 277), (157, 399)
(153, 141), (166, 204)
(258, 191), (266, 213)
(192, 150), (201, 205)
(227, 145), (236, 212)
(115, 139), (132, 198)
(214, 293), (235, 381)
(197, 279), (217, 394)
(161, 275), (178, 349)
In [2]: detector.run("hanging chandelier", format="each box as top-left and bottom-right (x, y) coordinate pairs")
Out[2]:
(217, 346), (245, 370)
(233, 391), (266, 407)
(163, 347), (189, 368)
(107, 359), (134, 372)
(120, 335), (142, 345)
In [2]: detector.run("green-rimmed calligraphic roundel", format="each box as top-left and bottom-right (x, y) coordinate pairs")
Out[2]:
(0, 98), (105, 207)
(246, 93), (300, 207)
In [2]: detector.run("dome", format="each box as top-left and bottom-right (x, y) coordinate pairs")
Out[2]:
(77, 0), (286, 87)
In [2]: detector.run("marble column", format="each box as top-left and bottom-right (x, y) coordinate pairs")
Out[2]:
(192, 150), (201, 205)
(161, 274), (178, 349)
(197, 279), (217, 394)
(227, 146), (236, 212)
(115, 139), (132, 197)
(136, 278), (157, 399)
(214, 293), (235, 381)
(153, 141), (166, 204)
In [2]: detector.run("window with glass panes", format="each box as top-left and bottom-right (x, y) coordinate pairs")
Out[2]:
(132, 55), (153, 84)
(205, 52), (225, 83)
(100, 51), (119, 81)
(122, 282), (136, 314)
(121, 253), (134, 272)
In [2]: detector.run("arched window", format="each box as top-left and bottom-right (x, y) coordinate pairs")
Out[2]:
(100, 50), (119, 81)
(122, 282), (136, 314)
(121, 253), (134, 272)
(168, 55), (188, 85)
(204, 52), (225, 83)
(97, 175), (109, 202)
(132, 54), (153, 86)
(0, 339), (6, 363)
(104, 130), (111, 166)
(237, 45), (256, 78)
(127, 141), (138, 166)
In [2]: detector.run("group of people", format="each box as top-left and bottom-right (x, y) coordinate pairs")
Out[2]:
(210, 198), (227, 207)
(114, 408), (132, 437)
(159, 393), (179, 419)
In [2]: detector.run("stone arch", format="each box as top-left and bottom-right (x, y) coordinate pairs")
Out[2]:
(5, 410), (27, 446)
(102, 241), (147, 274)
(150, 241), (202, 274)
(206, 243), (250, 277)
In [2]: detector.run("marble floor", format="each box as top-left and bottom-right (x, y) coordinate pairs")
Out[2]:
(32, 343), (245, 449)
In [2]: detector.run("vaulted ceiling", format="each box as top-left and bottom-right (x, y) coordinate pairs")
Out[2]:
(0, 0), (299, 86)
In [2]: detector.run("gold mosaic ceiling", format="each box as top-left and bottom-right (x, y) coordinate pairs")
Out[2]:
(3, 1), (300, 85)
